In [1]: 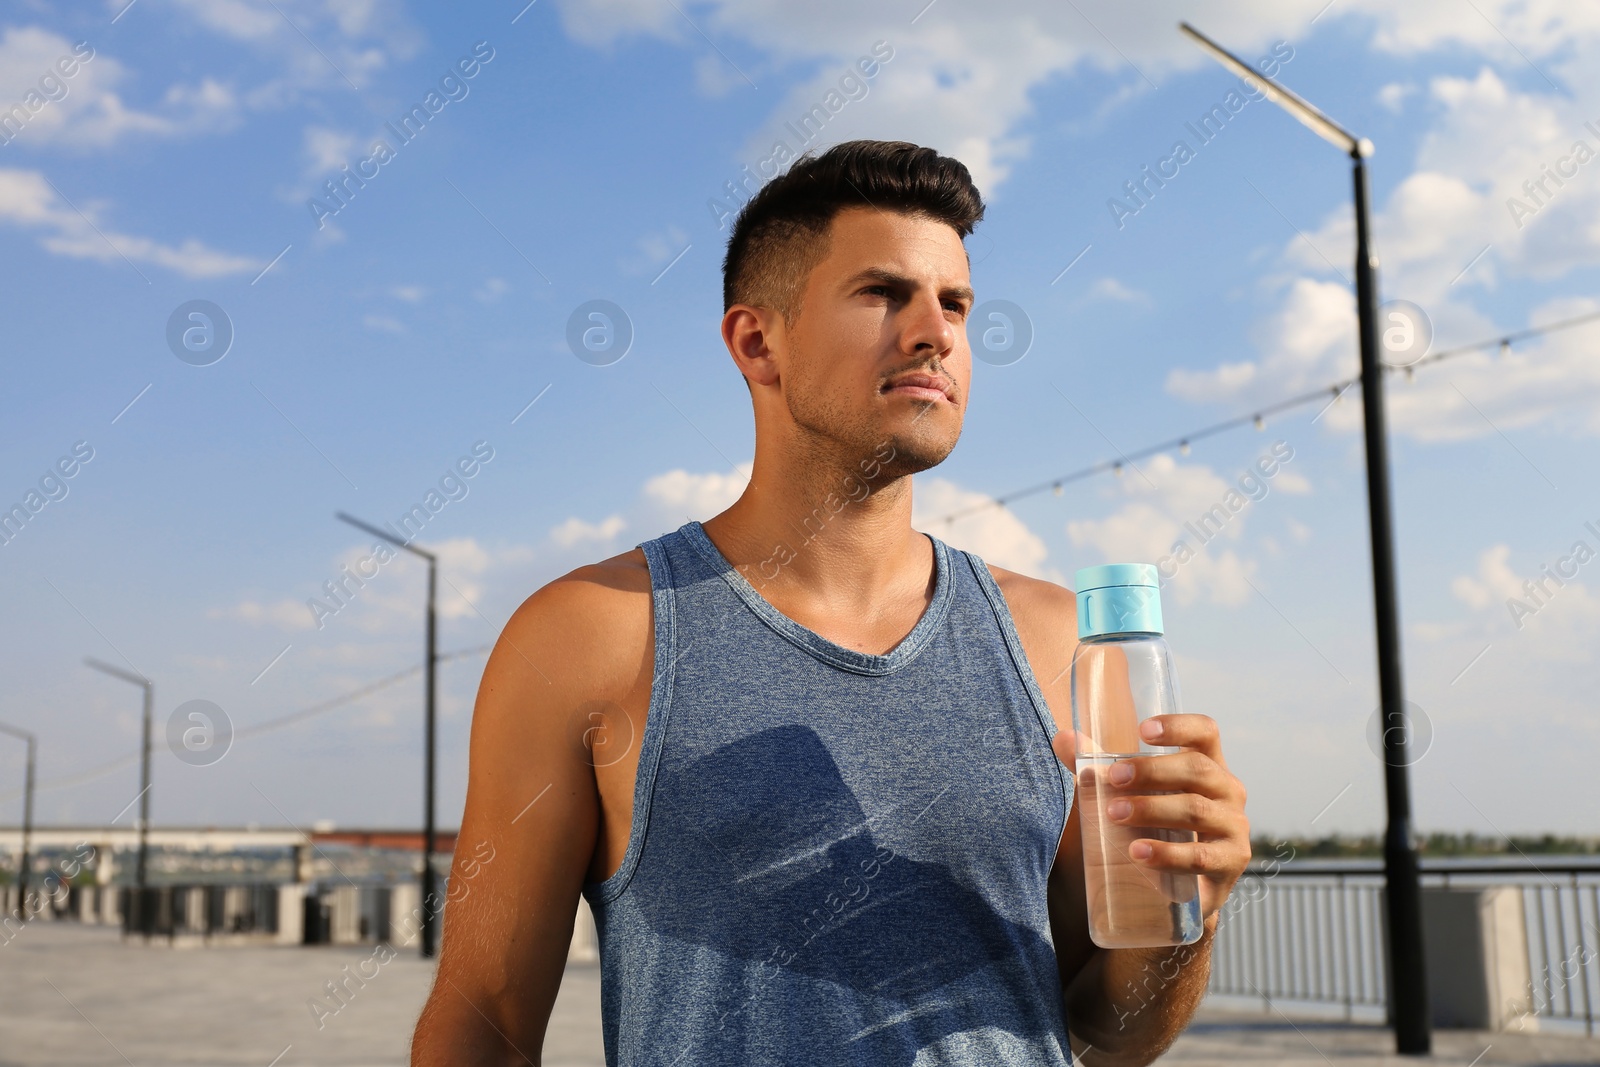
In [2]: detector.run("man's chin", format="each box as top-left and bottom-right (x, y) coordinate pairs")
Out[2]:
(871, 429), (960, 480)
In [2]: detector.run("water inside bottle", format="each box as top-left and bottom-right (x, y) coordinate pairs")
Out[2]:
(1076, 752), (1204, 948)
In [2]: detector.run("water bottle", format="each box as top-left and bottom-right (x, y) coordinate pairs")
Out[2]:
(1070, 563), (1204, 949)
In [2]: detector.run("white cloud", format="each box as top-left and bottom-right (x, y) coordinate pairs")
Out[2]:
(910, 476), (1061, 582)
(475, 277), (509, 303)
(949, 5), (1580, 444)
(218, 538), (523, 634)
(158, 0), (283, 42)
(1166, 277), (1354, 408)
(1450, 545), (1508, 610)
(1274, 468), (1311, 494)
(1086, 276), (1150, 305)
(0, 168), (260, 277)
(1164, 66), (1600, 442)
(1442, 541), (1600, 662)
(433, 537), (496, 621)
(0, 27), (238, 149)
(1376, 82), (1415, 112)
(549, 514), (627, 549)
(1290, 71), (1600, 433)
(546, 0), (1325, 196)
(361, 313), (405, 334)
(622, 224), (690, 277)
(1382, 296), (1600, 441)
(1062, 452), (1304, 607)
(210, 598), (316, 631)
(642, 461), (752, 522)
(160, 0), (423, 92)
(302, 125), (360, 178)
(1336, 0), (1600, 62)
(544, 0), (1600, 207)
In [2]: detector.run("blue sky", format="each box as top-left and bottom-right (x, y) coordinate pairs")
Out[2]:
(1, 0), (1597, 843)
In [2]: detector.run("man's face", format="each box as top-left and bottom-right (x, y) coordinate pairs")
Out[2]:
(776, 206), (973, 479)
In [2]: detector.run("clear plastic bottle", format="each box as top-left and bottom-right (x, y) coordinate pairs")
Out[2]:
(1070, 563), (1204, 949)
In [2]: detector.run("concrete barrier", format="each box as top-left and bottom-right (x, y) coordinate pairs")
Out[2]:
(276, 883), (304, 945)
(1374, 883), (1539, 1030)
(1421, 886), (1535, 1030)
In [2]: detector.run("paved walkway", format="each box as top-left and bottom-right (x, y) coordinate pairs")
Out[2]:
(3, 924), (1598, 1065)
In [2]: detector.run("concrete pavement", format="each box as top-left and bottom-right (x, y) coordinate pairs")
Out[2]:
(2, 924), (1597, 1065)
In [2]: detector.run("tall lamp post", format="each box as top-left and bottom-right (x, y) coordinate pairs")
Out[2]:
(0, 723), (36, 919)
(335, 512), (440, 959)
(1179, 22), (1430, 1054)
(84, 657), (154, 940)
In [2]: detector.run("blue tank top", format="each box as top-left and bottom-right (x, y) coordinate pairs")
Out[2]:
(581, 519), (1077, 1066)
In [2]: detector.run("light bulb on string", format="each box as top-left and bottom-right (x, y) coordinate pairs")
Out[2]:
(1499, 338), (1511, 359)
(1253, 414), (1265, 431)
(1178, 440), (1190, 456)
(1112, 461), (1124, 478)
(1052, 483), (1063, 496)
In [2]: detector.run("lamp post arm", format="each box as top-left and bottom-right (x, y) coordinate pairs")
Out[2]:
(82, 658), (150, 689)
(1178, 22), (1364, 156)
(335, 512), (436, 562)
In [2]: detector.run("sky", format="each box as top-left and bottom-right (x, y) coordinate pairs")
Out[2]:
(1, 0), (1598, 845)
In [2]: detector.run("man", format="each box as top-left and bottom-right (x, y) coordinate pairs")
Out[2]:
(411, 140), (1250, 1066)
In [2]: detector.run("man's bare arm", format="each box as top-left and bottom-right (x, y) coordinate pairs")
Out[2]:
(410, 558), (650, 1065)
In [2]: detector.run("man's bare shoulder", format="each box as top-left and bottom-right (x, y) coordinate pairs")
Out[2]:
(984, 563), (1078, 716)
(493, 546), (654, 694)
(983, 561), (1077, 630)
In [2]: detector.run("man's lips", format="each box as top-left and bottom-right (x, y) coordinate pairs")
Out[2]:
(882, 373), (953, 402)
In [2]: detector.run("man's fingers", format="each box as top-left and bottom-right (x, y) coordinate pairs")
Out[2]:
(1104, 792), (1236, 838)
(1142, 713), (1227, 770)
(1128, 835), (1246, 876)
(1103, 749), (1240, 802)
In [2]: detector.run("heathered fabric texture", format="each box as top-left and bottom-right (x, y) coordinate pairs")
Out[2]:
(580, 519), (1077, 1066)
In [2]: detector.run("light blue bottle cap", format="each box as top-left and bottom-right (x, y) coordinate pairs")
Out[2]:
(1075, 563), (1164, 638)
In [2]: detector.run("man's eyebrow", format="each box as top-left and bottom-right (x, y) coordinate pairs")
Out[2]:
(843, 267), (974, 304)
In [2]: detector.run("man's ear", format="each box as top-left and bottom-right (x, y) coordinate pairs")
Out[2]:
(723, 304), (784, 390)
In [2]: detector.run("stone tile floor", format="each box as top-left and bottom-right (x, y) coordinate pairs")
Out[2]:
(3, 924), (1597, 1065)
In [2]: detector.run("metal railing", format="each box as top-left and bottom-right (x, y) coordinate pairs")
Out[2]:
(117, 883), (281, 937)
(1207, 868), (1387, 1015)
(1493, 868), (1598, 1031)
(1205, 858), (1600, 1033)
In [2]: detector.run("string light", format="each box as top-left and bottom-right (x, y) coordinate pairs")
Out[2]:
(931, 307), (1600, 527)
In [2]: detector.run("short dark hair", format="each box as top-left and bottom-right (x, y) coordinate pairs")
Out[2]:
(721, 140), (985, 328)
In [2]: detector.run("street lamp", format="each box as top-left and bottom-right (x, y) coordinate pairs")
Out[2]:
(0, 723), (35, 920)
(84, 657), (153, 940)
(335, 512), (440, 959)
(1180, 22), (1431, 1056)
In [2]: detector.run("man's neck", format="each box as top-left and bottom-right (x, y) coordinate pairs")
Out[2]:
(698, 443), (933, 618)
